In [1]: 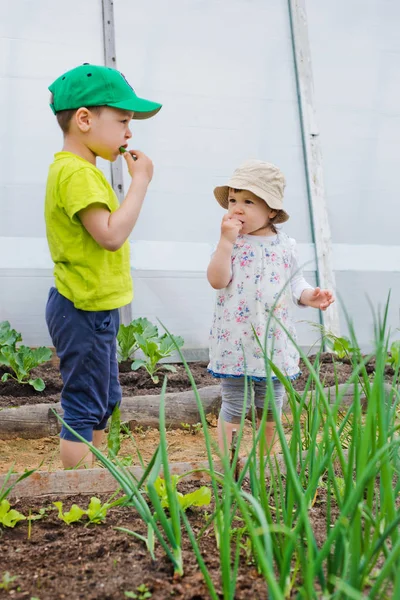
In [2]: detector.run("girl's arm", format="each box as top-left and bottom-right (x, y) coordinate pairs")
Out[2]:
(289, 239), (313, 306)
(207, 238), (234, 289)
(289, 238), (335, 311)
(207, 214), (242, 289)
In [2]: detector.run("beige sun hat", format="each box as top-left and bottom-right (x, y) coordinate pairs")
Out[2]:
(214, 159), (289, 224)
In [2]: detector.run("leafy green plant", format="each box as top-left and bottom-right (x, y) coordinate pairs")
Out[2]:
(117, 318), (158, 363)
(54, 497), (110, 525)
(152, 475), (211, 511)
(0, 572), (17, 591)
(131, 333), (184, 383)
(387, 340), (400, 369)
(325, 334), (358, 359)
(0, 345), (52, 391)
(181, 422), (202, 435)
(0, 499), (26, 528)
(125, 584), (152, 599)
(0, 321), (21, 350)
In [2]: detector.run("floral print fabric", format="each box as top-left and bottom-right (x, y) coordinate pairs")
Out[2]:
(208, 232), (310, 380)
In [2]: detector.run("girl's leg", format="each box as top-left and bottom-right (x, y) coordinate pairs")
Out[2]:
(254, 379), (285, 453)
(218, 378), (251, 455)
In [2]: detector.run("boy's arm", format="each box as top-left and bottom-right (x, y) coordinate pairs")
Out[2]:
(78, 150), (153, 252)
(207, 215), (242, 289)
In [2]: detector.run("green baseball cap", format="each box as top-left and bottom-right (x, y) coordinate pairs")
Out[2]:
(49, 64), (162, 120)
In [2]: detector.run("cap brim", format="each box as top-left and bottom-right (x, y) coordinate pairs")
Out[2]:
(213, 185), (289, 223)
(109, 96), (162, 120)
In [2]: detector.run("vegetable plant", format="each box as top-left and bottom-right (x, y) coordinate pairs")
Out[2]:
(125, 584), (152, 599)
(0, 572), (17, 591)
(0, 321), (21, 350)
(0, 499), (26, 528)
(131, 332), (184, 383)
(181, 422), (202, 435)
(117, 318), (158, 363)
(0, 345), (52, 391)
(152, 475), (211, 511)
(54, 497), (111, 525)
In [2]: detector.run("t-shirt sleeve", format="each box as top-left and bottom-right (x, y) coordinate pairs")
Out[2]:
(59, 168), (113, 222)
(289, 237), (313, 306)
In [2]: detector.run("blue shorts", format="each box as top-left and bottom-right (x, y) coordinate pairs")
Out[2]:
(45, 287), (121, 442)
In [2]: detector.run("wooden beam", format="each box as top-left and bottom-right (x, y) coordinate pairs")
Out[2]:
(101, 0), (132, 324)
(288, 0), (341, 336)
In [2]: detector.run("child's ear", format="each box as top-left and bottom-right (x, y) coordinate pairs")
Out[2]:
(269, 210), (278, 220)
(75, 107), (91, 132)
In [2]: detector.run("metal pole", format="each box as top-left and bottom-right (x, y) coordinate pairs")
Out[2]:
(101, 0), (132, 324)
(288, 0), (341, 337)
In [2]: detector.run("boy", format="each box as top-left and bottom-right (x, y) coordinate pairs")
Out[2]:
(45, 64), (161, 468)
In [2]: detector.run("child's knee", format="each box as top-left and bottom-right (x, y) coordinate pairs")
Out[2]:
(219, 404), (242, 424)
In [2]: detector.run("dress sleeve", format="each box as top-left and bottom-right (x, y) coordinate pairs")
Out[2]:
(289, 238), (314, 306)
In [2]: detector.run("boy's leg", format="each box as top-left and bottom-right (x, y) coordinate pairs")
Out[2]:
(94, 310), (122, 451)
(218, 378), (251, 455)
(46, 288), (117, 469)
(254, 379), (285, 453)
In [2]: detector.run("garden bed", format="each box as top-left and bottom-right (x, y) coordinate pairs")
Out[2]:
(0, 353), (387, 409)
(1, 485), (338, 600)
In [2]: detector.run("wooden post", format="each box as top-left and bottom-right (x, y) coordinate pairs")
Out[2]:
(288, 0), (340, 336)
(101, 0), (132, 324)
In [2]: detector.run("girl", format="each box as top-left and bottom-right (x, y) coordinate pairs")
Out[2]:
(207, 160), (334, 453)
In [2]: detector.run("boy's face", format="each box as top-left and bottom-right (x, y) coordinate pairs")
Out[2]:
(82, 107), (134, 161)
(227, 188), (276, 236)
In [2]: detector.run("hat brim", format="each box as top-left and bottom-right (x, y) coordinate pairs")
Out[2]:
(213, 185), (289, 224)
(108, 97), (162, 120)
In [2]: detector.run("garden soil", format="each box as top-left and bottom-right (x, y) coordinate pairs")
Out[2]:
(1, 486), (339, 600)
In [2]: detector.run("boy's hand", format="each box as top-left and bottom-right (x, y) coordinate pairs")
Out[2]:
(220, 214), (243, 244)
(122, 149), (153, 184)
(300, 287), (335, 311)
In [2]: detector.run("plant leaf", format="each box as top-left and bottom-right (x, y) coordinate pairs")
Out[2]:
(178, 486), (212, 511)
(29, 378), (45, 391)
(87, 497), (109, 523)
(131, 359), (146, 371)
(0, 499), (26, 527)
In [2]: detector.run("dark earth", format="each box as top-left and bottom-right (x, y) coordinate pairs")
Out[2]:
(1, 485), (339, 600)
(0, 353), (392, 409)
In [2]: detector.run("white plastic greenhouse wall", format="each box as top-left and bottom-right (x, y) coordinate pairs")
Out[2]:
(1, 0), (399, 354)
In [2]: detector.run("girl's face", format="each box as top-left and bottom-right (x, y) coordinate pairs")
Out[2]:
(227, 188), (277, 236)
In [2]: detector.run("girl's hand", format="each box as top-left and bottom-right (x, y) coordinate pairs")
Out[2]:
(220, 214), (242, 244)
(122, 149), (154, 184)
(300, 287), (335, 311)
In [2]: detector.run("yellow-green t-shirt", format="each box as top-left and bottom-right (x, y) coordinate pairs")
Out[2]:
(45, 152), (133, 311)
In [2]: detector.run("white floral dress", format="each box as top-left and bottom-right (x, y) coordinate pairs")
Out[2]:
(208, 232), (312, 381)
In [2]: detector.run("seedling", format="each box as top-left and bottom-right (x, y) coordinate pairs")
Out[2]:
(152, 475), (211, 511)
(0, 572), (17, 591)
(53, 497), (110, 525)
(124, 583), (152, 599)
(0, 499), (26, 528)
(181, 422), (202, 435)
